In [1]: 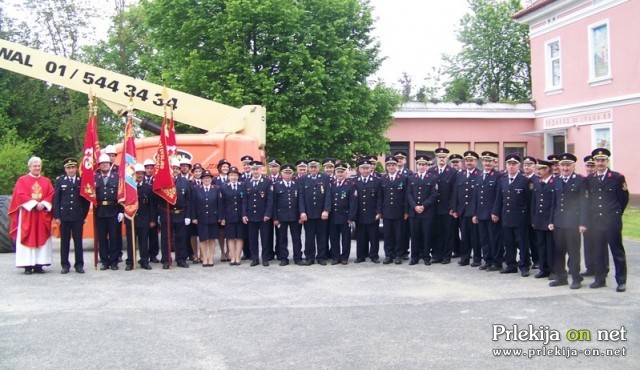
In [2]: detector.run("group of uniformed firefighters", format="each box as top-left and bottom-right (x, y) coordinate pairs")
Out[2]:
(53, 145), (629, 292)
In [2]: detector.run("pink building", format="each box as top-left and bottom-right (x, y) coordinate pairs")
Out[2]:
(514, 0), (639, 197)
(388, 102), (538, 171)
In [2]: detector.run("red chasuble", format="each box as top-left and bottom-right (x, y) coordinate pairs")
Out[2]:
(9, 174), (55, 248)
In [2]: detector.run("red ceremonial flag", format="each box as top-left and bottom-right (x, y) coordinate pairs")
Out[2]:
(79, 113), (100, 205)
(153, 114), (177, 205)
(117, 116), (138, 219)
(167, 114), (177, 158)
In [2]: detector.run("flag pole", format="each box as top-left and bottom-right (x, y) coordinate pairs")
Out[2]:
(88, 91), (99, 270)
(131, 218), (137, 270)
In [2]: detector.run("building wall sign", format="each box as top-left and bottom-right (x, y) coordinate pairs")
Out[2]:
(543, 109), (612, 129)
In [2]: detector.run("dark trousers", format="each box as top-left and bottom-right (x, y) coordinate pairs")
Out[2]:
(552, 227), (581, 282)
(529, 225), (539, 265)
(434, 213), (456, 261)
(503, 225), (530, 271)
(383, 218), (403, 259)
(592, 227), (627, 285)
(409, 218), (431, 260)
(126, 220), (150, 265)
(452, 218), (461, 255)
(400, 218), (411, 256)
(159, 215), (187, 264)
(248, 220), (272, 263)
(278, 221), (303, 262)
(356, 221), (379, 260)
(148, 224), (159, 259)
(478, 219), (501, 266)
(583, 229), (599, 274)
(242, 236), (251, 259)
(97, 216), (119, 267)
(269, 222), (281, 259)
(460, 216), (478, 263)
(534, 229), (554, 274)
(60, 220), (84, 269)
(304, 218), (329, 262)
(116, 220), (123, 258)
(329, 222), (351, 261)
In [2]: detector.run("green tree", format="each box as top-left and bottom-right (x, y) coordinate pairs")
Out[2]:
(0, 129), (40, 194)
(398, 72), (413, 102)
(442, 0), (531, 103)
(123, 0), (400, 162)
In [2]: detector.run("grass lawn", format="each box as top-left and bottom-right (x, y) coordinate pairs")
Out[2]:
(623, 207), (640, 240)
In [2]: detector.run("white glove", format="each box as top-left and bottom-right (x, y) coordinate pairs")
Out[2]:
(117, 213), (124, 222)
(185, 218), (191, 225)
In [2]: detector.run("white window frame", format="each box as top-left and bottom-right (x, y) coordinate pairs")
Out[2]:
(544, 38), (562, 94)
(587, 19), (612, 86)
(591, 123), (613, 167)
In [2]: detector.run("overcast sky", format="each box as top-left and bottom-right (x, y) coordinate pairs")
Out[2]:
(369, 0), (471, 88)
(4, 0), (472, 89)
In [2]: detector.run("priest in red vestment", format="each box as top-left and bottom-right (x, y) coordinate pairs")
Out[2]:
(9, 156), (55, 274)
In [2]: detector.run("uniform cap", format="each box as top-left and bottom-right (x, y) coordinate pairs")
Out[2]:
(63, 158), (78, 168)
(393, 151), (408, 159)
(143, 159), (155, 167)
(558, 153), (577, 164)
(480, 151), (498, 160)
(281, 164), (295, 173)
(240, 155), (254, 163)
(522, 156), (537, 164)
(217, 158), (231, 169)
(104, 145), (117, 155)
(357, 158), (372, 168)
(536, 159), (552, 168)
(250, 160), (263, 168)
(547, 154), (560, 163)
(171, 158), (181, 167)
(385, 156), (398, 164)
(415, 155), (431, 164)
(98, 154), (111, 164)
(434, 148), (450, 157)
(591, 148), (611, 159)
(228, 166), (240, 175)
(307, 158), (321, 166)
(449, 154), (463, 162)
(463, 151), (479, 160)
(505, 153), (521, 163)
(322, 158), (336, 167)
(267, 158), (282, 167)
(134, 163), (145, 172)
(295, 160), (308, 168)
(192, 163), (203, 172)
(335, 163), (349, 171)
(201, 170), (213, 178)
(179, 157), (192, 167)
(583, 155), (595, 165)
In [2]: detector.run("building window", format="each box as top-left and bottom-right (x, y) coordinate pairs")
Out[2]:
(592, 125), (611, 150)
(389, 141), (410, 163)
(588, 20), (611, 84)
(414, 142), (439, 166)
(504, 143), (526, 159)
(545, 39), (562, 92)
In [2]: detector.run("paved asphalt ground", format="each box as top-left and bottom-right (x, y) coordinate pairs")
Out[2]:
(0, 238), (638, 369)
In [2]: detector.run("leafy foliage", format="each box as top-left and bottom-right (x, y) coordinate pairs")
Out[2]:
(0, 129), (39, 194)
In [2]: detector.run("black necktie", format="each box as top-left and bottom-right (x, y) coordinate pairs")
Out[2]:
(483, 172), (487, 181)
(253, 180), (257, 187)
(439, 168), (443, 175)
(509, 178), (514, 184)
(599, 175), (604, 182)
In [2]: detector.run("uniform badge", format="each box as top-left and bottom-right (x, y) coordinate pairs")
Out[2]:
(529, 183), (534, 190)
(320, 185), (324, 194)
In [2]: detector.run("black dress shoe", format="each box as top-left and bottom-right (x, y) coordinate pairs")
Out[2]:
(394, 258), (402, 265)
(162, 263), (170, 269)
(431, 258), (442, 264)
(531, 263), (539, 270)
(590, 281), (606, 289)
(279, 260), (289, 266)
(441, 259), (451, 265)
(579, 270), (595, 277)
(488, 265), (502, 271)
(549, 279), (568, 287)
(303, 260), (314, 266)
(409, 259), (418, 265)
(370, 258), (380, 264)
(534, 271), (550, 279)
(331, 260), (341, 265)
(451, 252), (461, 258)
(341, 260), (348, 265)
(75, 267), (85, 274)
(150, 257), (160, 263)
(61, 268), (70, 274)
(177, 262), (189, 268)
(458, 260), (469, 266)
(424, 260), (431, 266)
(295, 260), (304, 266)
(478, 264), (489, 270)
(570, 281), (582, 289)
(250, 260), (259, 267)
(317, 260), (327, 266)
(100, 265), (109, 271)
(24, 268), (33, 275)
(383, 257), (393, 264)
(521, 270), (530, 277)
(616, 284), (626, 292)
(125, 265), (133, 271)
(499, 268), (517, 274)
(110, 265), (119, 271)
(34, 266), (45, 274)
(241, 255), (250, 260)
(262, 261), (270, 267)
(402, 254), (409, 261)
(470, 261), (481, 267)
(141, 264), (152, 270)
(354, 258), (365, 263)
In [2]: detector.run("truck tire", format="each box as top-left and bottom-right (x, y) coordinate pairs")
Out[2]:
(0, 195), (16, 253)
